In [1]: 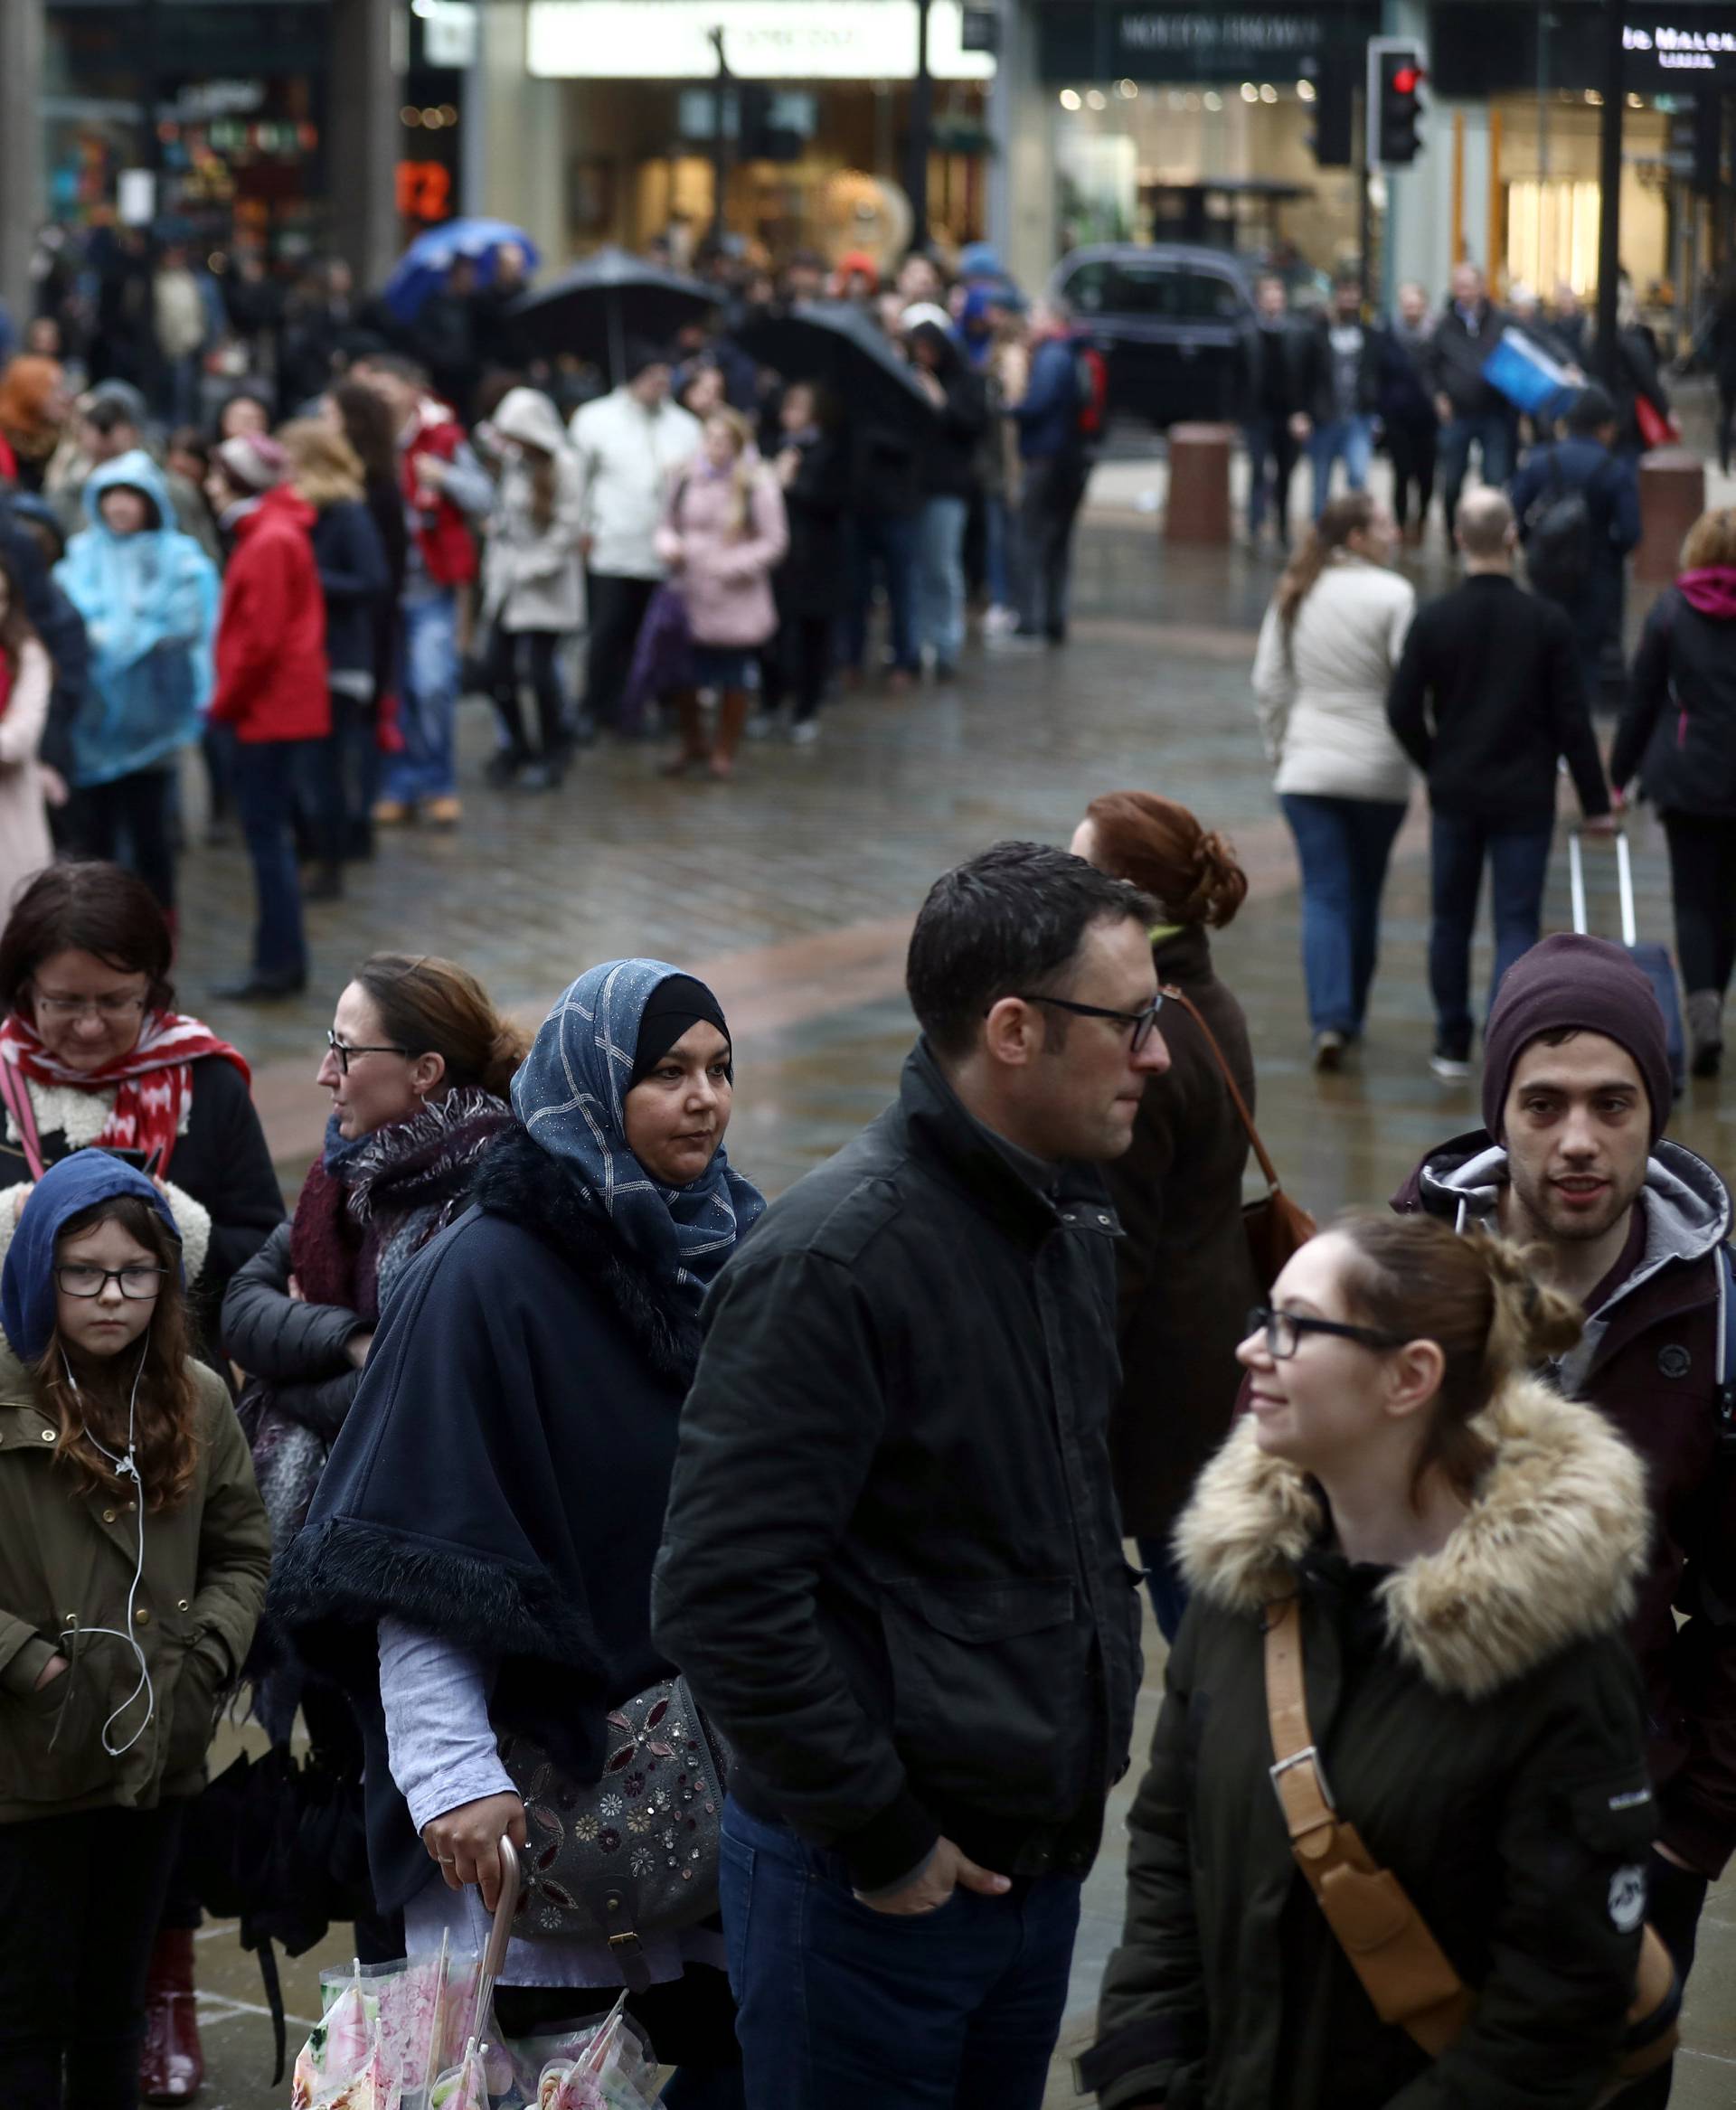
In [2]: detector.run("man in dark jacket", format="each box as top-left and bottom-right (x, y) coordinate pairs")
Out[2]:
(1426, 261), (1514, 534)
(655, 841), (1168, 2110)
(1509, 383), (1641, 708)
(1009, 298), (1093, 643)
(1299, 272), (1380, 521)
(1393, 935), (1736, 2110)
(1387, 488), (1612, 1075)
(1235, 273), (1309, 548)
(1377, 280), (1438, 543)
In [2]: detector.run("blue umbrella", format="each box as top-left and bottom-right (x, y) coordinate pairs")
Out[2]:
(382, 219), (540, 325)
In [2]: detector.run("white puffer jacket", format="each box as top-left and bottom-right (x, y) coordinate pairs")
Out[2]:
(568, 387), (702, 580)
(1252, 552), (1418, 803)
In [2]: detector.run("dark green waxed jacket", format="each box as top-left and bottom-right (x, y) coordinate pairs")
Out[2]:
(1086, 1372), (1657, 2110)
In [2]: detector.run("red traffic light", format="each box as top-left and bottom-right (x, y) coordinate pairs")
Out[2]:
(1392, 64), (1420, 94)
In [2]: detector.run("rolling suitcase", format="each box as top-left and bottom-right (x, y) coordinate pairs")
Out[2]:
(1569, 827), (1686, 1096)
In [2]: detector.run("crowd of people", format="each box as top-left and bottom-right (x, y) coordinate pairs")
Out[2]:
(0, 234), (1112, 1002)
(0, 818), (1728, 2110)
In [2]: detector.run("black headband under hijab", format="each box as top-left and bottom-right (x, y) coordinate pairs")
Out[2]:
(629, 974), (732, 1088)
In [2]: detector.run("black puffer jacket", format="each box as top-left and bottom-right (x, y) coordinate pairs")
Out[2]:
(1611, 570), (1736, 815)
(655, 1040), (1144, 1895)
(1086, 1376), (1654, 2110)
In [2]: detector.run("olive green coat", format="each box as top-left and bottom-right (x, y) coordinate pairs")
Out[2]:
(0, 1344), (270, 1823)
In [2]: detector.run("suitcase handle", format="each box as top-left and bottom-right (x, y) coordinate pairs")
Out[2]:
(1568, 827), (1637, 948)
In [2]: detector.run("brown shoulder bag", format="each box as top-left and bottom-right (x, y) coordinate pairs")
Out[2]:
(1262, 1595), (1680, 2100)
(1160, 984), (1316, 1289)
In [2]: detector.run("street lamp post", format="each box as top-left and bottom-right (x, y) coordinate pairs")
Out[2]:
(710, 25), (731, 245)
(907, 0), (932, 251)
(1595, 0), (1625, 384)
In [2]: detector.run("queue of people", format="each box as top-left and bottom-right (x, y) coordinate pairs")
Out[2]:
(0, 822), (1728, 2110)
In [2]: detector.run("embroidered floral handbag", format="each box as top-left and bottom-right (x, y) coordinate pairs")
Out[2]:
(497, 1677), (730, 1990)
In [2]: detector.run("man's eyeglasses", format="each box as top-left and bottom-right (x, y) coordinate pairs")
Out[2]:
(33, 990), (147, 1022)
(1246, 1306), (1409, 1361)
(56, 1264), (168, 1300)
(1013, 991), (1166, 1053)
(326, 1029), (410, 1074)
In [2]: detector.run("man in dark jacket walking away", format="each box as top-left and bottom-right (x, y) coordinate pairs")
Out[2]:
(1510, 383), (1641, 710)
(656, 841), (1167, 2110)
(1386, 488), (1612, 1076)
(1236, 273), (1308, 549)
(1393, 936), (1736, 2109)
(1299, 271), (1380, 521)
(1426, 261), (1514, 533)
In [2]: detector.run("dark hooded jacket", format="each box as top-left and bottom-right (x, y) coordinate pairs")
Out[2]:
(1611, 570), (1736, 815)
(1394, 1131), (1736, 1876)
(909, 325), (989, 503)
(653, 1040), (1145, 1896)
(1086, 1376), (1654, 2110)
(268, 1122), (702, 1913)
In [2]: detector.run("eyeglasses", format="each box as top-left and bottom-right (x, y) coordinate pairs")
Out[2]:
(326, 1029), (410, 1074)
(1013, 991), (1166, 1052)
(1246, 1306), (1410, 1361)
(56, 1264), (168, 1300)
(33, 990), (147, 1022)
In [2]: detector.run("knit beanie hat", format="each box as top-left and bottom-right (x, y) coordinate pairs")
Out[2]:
(216, 433), (286, 495)
(1481, 934), (1672, 1144)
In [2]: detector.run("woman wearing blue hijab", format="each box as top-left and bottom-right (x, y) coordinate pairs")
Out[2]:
(274, 960), (763, 2106)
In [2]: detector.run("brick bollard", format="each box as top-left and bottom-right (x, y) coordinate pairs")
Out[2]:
(1635, 447), (1706, 583)
(1165, 422), (1235, 544)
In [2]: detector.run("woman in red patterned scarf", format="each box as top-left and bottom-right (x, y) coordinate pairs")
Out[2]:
(0, 860), (283, 1356)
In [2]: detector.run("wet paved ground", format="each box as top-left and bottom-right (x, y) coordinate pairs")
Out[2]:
(177, 464), (1735, 2105)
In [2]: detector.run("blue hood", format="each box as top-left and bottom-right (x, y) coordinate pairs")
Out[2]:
(1, 1154), (182, 1363)
(80, 448), (178, 535)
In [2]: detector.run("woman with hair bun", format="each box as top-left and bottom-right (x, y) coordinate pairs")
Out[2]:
(1071, 791), (1256, 1639)
(1087, 1211), (1656, 2110)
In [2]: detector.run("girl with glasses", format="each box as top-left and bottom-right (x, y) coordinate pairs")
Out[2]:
(0, 1153), (269, 2109)
(1086, 1211), (1657, 2110)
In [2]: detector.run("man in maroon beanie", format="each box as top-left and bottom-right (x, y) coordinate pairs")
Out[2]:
(1394, 931), (1734, 2103)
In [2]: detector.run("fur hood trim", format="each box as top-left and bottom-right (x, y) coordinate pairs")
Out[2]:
(470, 1122), (703, 1387)
(1175, 1371), (1649, 1700)
(345, 1085), (512, 1227)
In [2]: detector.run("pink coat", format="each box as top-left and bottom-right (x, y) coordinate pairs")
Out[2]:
(659, 459), (788, 648)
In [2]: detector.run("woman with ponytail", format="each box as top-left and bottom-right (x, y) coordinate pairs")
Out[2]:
(1071, 791), (1257, 1640)
(1088, 1211), (1657, 2110)
(1251, 489), (1417, 1069)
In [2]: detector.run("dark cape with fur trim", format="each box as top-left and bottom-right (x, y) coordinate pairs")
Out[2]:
(269, 1122), (703, 1912)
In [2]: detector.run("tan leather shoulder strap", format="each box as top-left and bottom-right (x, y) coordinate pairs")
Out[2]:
(1262, 1597), (1475, 2057)
(1160, 983), (1281, 1195)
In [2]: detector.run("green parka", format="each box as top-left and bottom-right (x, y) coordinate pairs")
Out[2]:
(0, 1342), (270, 1823)
(1086, 1371), (1656, 2110)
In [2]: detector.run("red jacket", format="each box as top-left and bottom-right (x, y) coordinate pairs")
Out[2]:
(402, 400), (478, 589)
(209, 487), (330, 742)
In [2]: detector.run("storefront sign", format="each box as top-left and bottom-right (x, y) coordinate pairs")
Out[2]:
(526, 0), (995, 80)
(1433, 5), (1736, 98)
(1036, 2), (1379, 85)
(1624, 23), (1736, 73)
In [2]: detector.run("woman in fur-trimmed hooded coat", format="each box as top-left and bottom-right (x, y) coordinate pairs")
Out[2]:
(269, 960), (763, 2097)
(1085, 1362), (1657, 2110)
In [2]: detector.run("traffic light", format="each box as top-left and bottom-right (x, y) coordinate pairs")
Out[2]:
(1368, 38), (1426, 169)
(1307, 55), (1354, 168)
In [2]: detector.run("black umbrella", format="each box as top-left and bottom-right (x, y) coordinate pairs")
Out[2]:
(507, 249), (715, 381)
(732, 301), (938, 436)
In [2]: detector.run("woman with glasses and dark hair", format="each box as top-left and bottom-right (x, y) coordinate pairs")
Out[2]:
(1070, 791), (1256, 1642)
(1086, 1211), (1658, 2110)
(0, 1152), (269, 2110)
(0, 860), (281, 1353)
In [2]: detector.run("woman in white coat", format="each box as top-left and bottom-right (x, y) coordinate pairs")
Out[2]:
(0, 552), (53, 918)
(481, 387), (585, 790)
(1252, 492), (1415, 1069)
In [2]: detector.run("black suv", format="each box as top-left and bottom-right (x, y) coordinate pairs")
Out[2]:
(1052, 244), (1259, 430)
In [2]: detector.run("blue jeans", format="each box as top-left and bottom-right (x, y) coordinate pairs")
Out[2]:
(385, 588), (458, 803)
(231, 739), (314, 983)
(1429, 813), (1554, 1056)
(916, 496), (968, 669)
(720, 1800), (1081, 2110)
(1279, 793), (1408, 1036)
(1439, 412), (1514, 530)
(1136, 1533), (1189, 1644)
(1309, 414), (1374, 519)
(840, 512), (920, 674)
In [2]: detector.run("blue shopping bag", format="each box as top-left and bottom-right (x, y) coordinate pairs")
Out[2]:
(1482, 327), (1579, 420)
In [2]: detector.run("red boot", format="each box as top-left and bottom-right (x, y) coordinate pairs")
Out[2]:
(138, 1926), (204, 2104)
